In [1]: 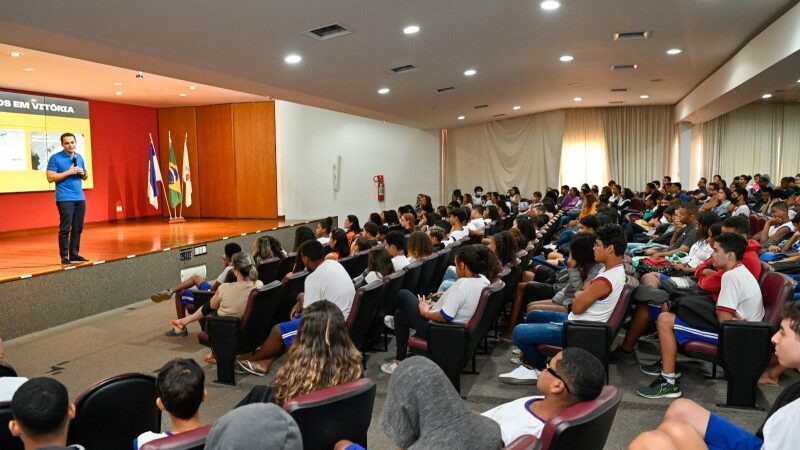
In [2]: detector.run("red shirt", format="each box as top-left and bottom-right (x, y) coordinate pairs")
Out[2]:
(694, 240), (762, 301)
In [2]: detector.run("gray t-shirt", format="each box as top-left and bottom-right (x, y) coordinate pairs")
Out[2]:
(670, 225), (698, 250)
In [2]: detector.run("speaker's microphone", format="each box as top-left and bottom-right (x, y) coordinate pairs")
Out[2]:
(72, 155), (77, 167)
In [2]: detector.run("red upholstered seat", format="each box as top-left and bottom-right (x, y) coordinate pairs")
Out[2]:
(408, 335), (428, 352)
(502, 435), (537, 450)
(534, 385), (622, 450)
(682, 340), (718, 357)
(139, 425), (211, 450)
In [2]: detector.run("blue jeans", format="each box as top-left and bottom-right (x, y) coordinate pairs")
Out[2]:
(512, 310), (568, 369)
(437, 266), (457, 292)
(557, 227), (577, 247)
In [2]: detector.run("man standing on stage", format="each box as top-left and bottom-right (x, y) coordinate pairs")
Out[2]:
(46, 133), (89, 265)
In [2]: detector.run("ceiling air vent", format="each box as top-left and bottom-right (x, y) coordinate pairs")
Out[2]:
(610, 88), (629, 92)
(609, 101), (624, 104)
(613, 31), (651, 41)
(303, 23), (351, 40)
(437, 86), (455, 93)
(474, 104), (488, 109)
(389, 64), (418, 74)
(612, 64), (639, 71)
(493, 113), (506, 118)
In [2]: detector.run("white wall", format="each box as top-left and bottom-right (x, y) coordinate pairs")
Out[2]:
(276, 100), (440, 223)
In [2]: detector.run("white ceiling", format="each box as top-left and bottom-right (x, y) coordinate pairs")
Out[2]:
(0, 0), (796, 129)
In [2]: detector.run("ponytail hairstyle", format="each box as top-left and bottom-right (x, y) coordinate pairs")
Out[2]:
(330, 228), (351, 258)
(454, 244), (500, 281)
(231, 252), (258, 282)
(346, 215), (362, 234)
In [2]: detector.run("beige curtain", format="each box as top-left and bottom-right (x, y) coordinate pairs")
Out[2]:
(445, 109), (565, 195)
(604, 106), (674, 188)
(779, 105), (800, 177)
(560, 108), (609, 188)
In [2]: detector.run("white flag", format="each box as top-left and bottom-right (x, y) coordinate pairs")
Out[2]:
(182, 135), (192, 207)
(147, 136), (162, 209)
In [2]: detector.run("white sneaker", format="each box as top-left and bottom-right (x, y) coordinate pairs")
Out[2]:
(384, 315), (395, 331)
(511, 347), (522, 355)
(381, 361), (399, 375)
(499, 365), (541, 385)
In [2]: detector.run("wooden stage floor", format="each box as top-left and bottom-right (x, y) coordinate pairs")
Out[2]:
(0, 217), (303, 282)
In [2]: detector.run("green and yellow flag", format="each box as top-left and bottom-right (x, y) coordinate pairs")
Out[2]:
(167, 131), (182, 208)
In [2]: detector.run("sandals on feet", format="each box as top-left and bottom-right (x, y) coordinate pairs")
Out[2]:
(202, 353), (216, 364)
(236, 360), (266, 377)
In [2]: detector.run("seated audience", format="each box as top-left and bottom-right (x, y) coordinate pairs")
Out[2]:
(484, 348), (606, 444)
(384, 230), (411, 271)
(344, 214), (361, 244)
(251, 235), (275, 264)
(9, 377), (82, 450)
(236, 241), (354, 375)
(501, 224), (626, 383)
(758, 202), (794, 246)
(729, 187), (750, 217)
(376, 224), (390, 243)
(363, 247), (394, 284)
(383, 210), (401, 230)
(361, 221), (379, 245)
(350, 235), (371, 255)
(293, 226), (315, 252)
(381, 245), (499, 374)
(205, 403), (302, 450)
(151, 242), (242, 337)
(380, 356), (504, 450)
(636, 232), (764, 399)
(400, 212), (416, 235)
(170, 252), (262, 361)
(502, 232), (602, 339)
(316, 217), (333, 245)
(445, 207), (470, 245)
(629, 302), (800, 449)
(467, 205), (486, 235)
(134, 358), (206, 449)
(407, 231), (433, 262)
(326, 228), (351, 261)
(428, 225), (446, 252)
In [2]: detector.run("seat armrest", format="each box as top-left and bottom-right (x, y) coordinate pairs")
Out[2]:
(718, 320), (774, 407)
(428, 322), (468, 393)
(193, 290), (214, 308)
(206, 316), (240, 386)
(563, 320), (613, 371)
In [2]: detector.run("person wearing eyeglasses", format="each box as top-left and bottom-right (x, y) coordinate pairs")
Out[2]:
(482, 348), (606, 445)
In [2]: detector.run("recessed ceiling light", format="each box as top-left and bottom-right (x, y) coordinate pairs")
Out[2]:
(573, 97), (582, 102)
(513, 105), (522, 110)
(403, 25), (420, 34)
(762, 93), (773, 99)
(559, 55), (574, 62)
(640, 94), (650, 99)
(377, 87), (390, 95)
(284, 54), (302, 64)
(179, 93), (188, 97)
(115, 91), (123, 96)
(540, 0), (561, 10)
(188, 85), (197, 90)
(457, 115), (466, 120)
(21, 67), (34, 72)
(464, 69), (477, 77)
(113, 82), (123, 86)
(666, 48), (683, 55)
(9, 51), (23, 58)
(796, 78), (800, 83)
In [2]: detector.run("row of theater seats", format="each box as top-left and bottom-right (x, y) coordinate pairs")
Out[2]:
(0, 358), (624, 450)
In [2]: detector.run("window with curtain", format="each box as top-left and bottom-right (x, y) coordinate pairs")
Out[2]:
(560, 108), (609, 188)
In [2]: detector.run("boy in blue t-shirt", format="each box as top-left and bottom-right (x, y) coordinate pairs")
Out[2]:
(45, 132), (88, 265)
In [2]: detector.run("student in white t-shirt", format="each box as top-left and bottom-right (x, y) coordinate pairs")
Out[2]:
(630, 302), (800, 450)
(381, 245), (499, 375)
(759, 201), (794, 245)
(500, 224), (627, 384)
(316, 218), (333, 245)
(134, 359), (207, 449)
(728, 187), (751, 217)
(483, 348), (606, 445)
(467, 206), (487, 235)
(384, 230), (411, 271)
(637, 232), (764, 399)
(444, 207), (470, 246)
(236, 240), (355, 376)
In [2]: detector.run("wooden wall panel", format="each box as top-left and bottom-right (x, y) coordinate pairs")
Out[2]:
(233, 102), (278, 218)
(157, 107), (199, 217)
(196, 104), (236, 218)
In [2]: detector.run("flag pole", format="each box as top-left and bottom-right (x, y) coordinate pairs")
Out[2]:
(178, 131), (186, 219)
(152, 133), (173, 220)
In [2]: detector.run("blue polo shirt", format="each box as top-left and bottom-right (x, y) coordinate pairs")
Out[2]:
(47, 150), (86, 201)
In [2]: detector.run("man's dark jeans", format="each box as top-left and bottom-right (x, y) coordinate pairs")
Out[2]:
(57, 200), (86, 258)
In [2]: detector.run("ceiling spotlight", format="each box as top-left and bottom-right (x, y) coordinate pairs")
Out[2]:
(540, 1), (561, 10)
(573, 97), (582, 102)
(640, 94), (650, 99)
(403, 25), (420, 34)
(9, 51), (23, 57)
(464, 69), (477, 76)
(284, 54), (302, 64)
(559, 55), (574, 62)
(179, 93), (188, 97)
(762, 93), (773, 99)
(457, 115), (466, 120)
(115, 91), (123, 96)
(188, 85), (197, 90)
(21, 67), (34, 72)
(113, 82), (123, 86)
(513, 105), (522, 110)
(666, 48), (683, 55)
(377, 87), (390, 95)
